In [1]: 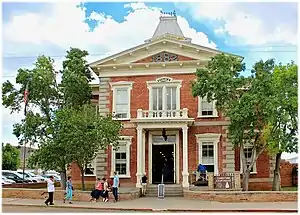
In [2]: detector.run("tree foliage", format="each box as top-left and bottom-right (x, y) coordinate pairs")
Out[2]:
(2, 143), (20, 170)
(192, 54), (285, 191)
(2, 47), (121, 190)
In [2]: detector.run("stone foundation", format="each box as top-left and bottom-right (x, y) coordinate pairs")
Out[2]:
(183, 190), (297, 202)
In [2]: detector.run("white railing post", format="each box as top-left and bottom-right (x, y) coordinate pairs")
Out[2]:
(182, 108), (188, 118)
(137, 109), (143, 118)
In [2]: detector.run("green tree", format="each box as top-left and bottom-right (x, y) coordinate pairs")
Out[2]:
(192, 54), (275, 191)
(54, 105), (122, 190)
(2, 143), (20, 170)
(2, 48), (98, 189)
(264, 62), (298, 191)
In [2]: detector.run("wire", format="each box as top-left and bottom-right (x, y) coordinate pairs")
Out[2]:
(2, 45), (297, 59)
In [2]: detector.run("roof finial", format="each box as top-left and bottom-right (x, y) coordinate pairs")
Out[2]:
(160, 10), (177, 17)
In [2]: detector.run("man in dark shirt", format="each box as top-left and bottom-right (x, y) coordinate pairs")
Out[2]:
(141, 174), (148, 196)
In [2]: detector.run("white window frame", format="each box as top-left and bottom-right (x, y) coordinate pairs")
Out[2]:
(240, 145), (257, 174)
(147, 77), (182, 111)
(110, 136), (133, 178)
(197, 96), (218, 118)
(84, 159), (96, 176)
(195, 133), (221, 176)
(110, 81), (133, 120)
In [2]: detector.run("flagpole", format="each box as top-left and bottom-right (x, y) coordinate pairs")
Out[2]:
(22, 81), (29, 187)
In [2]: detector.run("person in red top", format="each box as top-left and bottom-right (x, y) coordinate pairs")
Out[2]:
(90, 178), (103, 202)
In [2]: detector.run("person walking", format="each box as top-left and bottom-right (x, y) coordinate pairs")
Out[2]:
(112, 171), (119, 203)
(141, 173), (148, 196)
(45, 176), (55, 206)
(64, 176), (73, 204)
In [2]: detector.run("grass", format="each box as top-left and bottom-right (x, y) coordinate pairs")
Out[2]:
(281, 186), (298, 191)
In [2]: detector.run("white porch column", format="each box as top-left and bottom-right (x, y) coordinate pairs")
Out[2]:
(182, 126), (189, 188)
(136, 127), (143, 188)
(142, 130), (146, 174)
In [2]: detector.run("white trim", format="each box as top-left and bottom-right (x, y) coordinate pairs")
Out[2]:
(148, 130), (179, 184)
(110, 81), (133, 120)
(240, 145), (257, 174)
(110, 136), (133, 178)
(197, 96), (218, 118)
(98, 67), (198, 78)
(195, 133), (221, 175)
(89, 37), (243, 67)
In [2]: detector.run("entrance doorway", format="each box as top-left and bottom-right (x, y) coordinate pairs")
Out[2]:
(152, 144), (174, 184)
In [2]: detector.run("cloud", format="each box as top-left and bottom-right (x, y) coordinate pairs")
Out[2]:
(176, 2), (297, 46)
(2, 2), (217, 145)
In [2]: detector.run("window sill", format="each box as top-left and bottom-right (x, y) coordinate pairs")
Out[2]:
(82, 174), (96, 177)
(239, 172), (257, 175)
(110, 175), (131, 179)
(112, 118), (131, 121)
(197, 115), (218, 119)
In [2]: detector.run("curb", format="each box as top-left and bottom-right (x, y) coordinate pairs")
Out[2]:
(2, 203), (298, 213)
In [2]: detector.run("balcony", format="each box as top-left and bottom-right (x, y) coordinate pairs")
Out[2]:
(137, 108), (189, 119)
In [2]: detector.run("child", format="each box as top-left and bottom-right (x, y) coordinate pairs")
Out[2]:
(64, 176), (73, 204)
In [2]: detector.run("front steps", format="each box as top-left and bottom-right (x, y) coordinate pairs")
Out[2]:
(145, 184), (183, 197)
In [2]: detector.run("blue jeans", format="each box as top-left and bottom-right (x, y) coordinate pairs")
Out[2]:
(112, 187), (118, 201)
(65, 189), (72, 201)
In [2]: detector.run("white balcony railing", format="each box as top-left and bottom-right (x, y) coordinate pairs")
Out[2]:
(137, 108), (188, 119)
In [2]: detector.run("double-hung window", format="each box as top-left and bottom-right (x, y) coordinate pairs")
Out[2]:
(147, 77), (182, 117)
(111, 82), (133, 120)
(111, 136), (132, 178)
(240, 145), (257, 174)
(198, 96), (218, 118)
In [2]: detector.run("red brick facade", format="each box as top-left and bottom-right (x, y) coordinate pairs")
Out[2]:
(70, 73), (276, 190)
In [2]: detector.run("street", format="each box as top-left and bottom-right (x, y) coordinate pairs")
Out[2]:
(2, 205), (143, 213)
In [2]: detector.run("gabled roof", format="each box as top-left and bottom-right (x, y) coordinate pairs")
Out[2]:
(88, 37), (243, 67)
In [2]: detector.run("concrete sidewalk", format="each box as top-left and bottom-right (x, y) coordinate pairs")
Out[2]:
(2, 197), (298, 212)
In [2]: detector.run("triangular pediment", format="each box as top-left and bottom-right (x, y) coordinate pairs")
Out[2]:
(89, 38), (243, 67)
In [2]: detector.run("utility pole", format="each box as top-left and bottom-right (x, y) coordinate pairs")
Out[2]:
(22, 81), (30, 187)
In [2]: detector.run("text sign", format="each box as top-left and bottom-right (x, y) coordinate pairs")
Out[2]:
(214, 176), (233, 189)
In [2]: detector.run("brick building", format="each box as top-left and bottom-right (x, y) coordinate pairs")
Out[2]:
(71, 14), (275, 190)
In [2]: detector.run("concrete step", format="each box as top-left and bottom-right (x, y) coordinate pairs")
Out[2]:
(145, 184), (183, 197)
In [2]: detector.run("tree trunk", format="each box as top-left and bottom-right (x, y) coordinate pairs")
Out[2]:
(242, 169), (250, 191)
(59, 170), (67, 190)
(272, 152), (282, 191)
(80, 169), (85, 191)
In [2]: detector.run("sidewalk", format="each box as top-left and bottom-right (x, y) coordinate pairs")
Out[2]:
(2, 197), (298, 212)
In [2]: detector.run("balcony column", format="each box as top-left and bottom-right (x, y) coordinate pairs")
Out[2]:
(136, 126), (143, 188)
(182, 126), (189, 188)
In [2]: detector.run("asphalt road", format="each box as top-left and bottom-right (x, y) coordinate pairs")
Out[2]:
(2, 205), (144, 213)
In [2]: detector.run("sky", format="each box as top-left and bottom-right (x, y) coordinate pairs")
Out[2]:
(1, 1), (298, 159)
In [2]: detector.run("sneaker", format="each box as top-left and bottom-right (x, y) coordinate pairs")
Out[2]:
(69, 202), (72, 204)
(102, 198), (105, 202)
(63, 199), (65, 203)
(45, 202), (48, 206)
(105, 199), (109, 202)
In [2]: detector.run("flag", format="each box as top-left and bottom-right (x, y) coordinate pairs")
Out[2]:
(24, 82), (29, 116)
